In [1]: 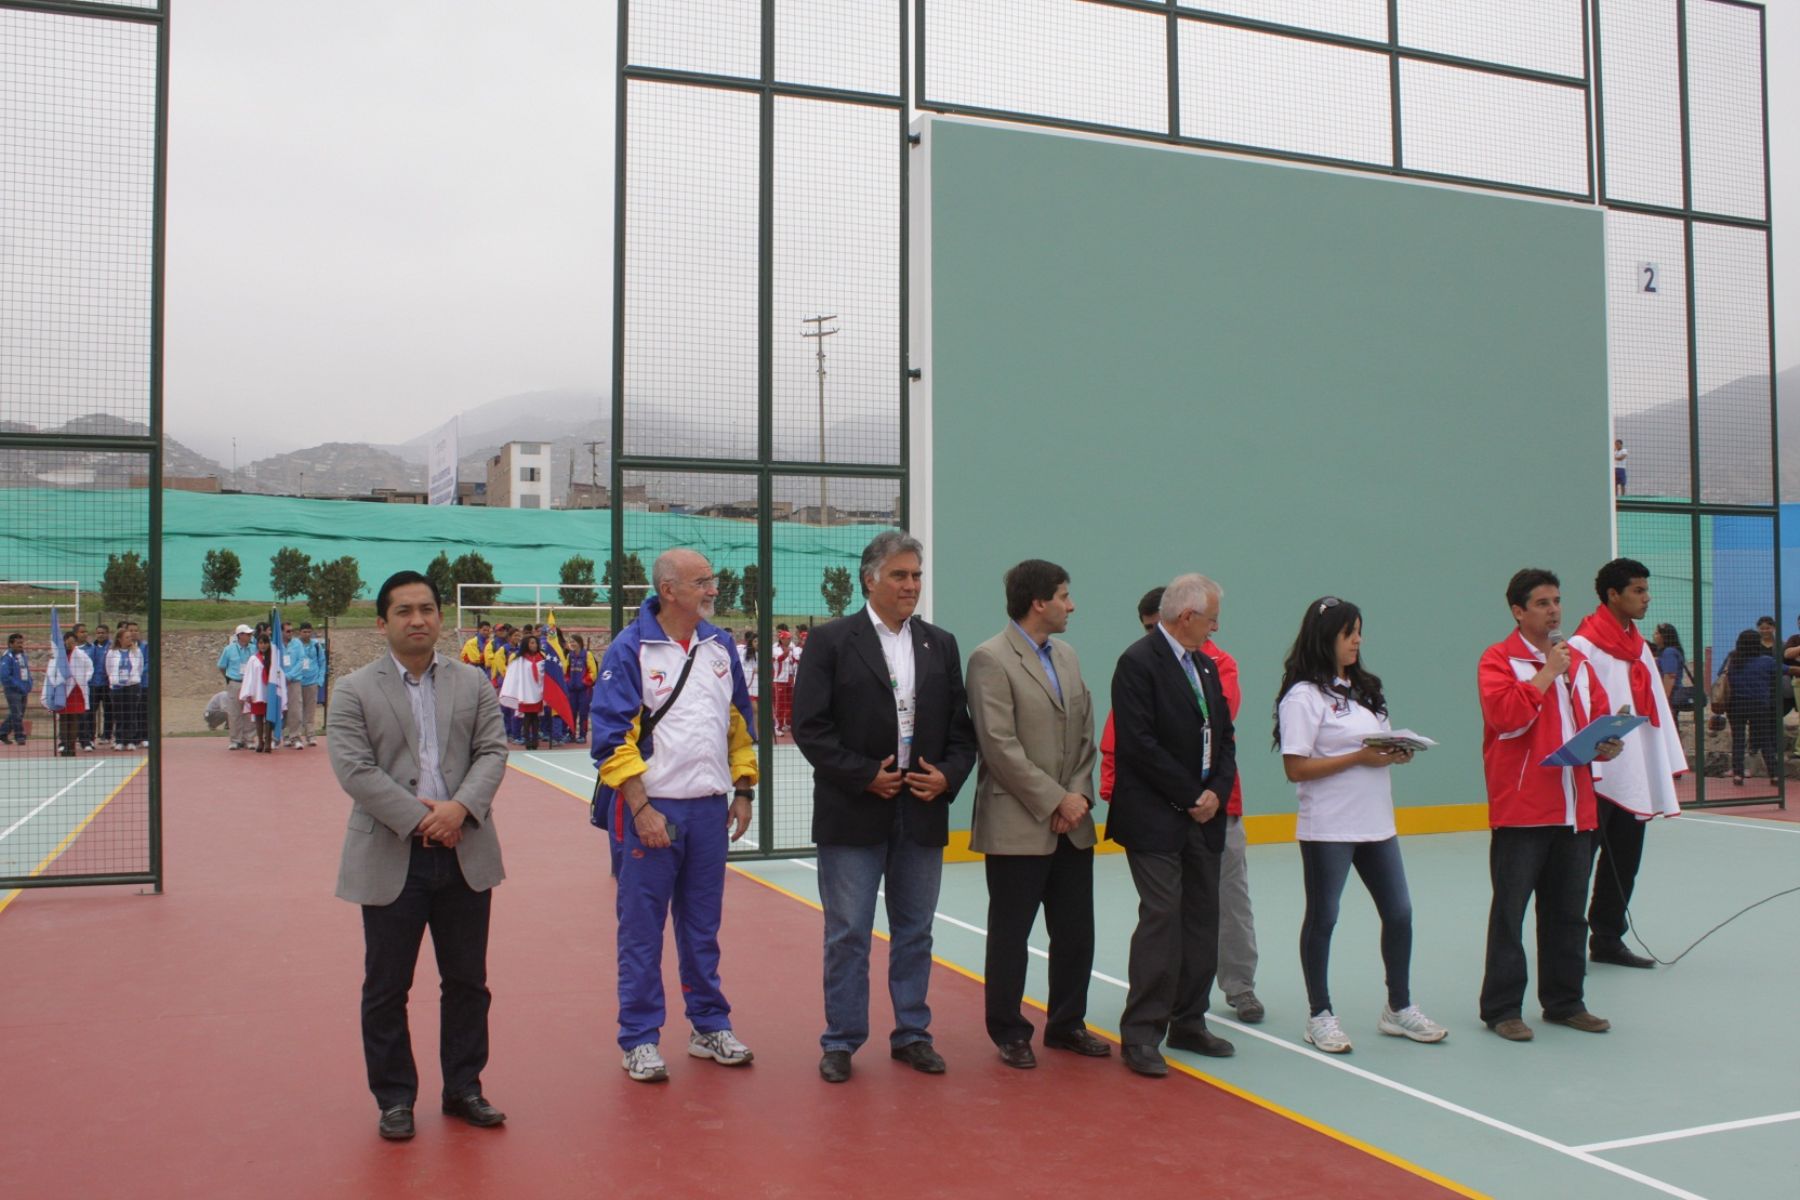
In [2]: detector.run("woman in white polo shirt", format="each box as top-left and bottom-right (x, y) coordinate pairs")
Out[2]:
(1275, 597), (1447, 1054)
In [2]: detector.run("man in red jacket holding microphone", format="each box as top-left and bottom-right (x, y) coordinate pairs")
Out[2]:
(1477, 568), (1622, 1042)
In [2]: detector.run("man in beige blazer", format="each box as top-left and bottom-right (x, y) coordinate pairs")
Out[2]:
(328, 570), (510, 1141)
(966, 559), (1108, 1068)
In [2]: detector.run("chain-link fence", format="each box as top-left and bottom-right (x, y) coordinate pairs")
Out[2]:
(1, 0), (167, 890)
(614, 0), (1777, 844)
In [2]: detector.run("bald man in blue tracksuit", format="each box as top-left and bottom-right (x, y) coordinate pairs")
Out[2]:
(590, 551), (759, 1083)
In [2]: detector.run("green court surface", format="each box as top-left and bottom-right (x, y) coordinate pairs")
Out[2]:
(729, 818), (1799, 1200)
(0, 754), (148, 881)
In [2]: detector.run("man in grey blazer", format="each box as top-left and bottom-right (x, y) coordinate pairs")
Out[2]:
(328, 570), (510, 1141)
(966, 560), (1109, 1069)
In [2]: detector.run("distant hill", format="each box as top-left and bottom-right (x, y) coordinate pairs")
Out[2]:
(1615, 366), (1800, 502)
(0, 416), (218, 486)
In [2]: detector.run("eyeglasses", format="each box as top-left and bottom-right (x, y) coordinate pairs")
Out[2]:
(1318, 597), (1341, 615)
(689, 575), (717, 589)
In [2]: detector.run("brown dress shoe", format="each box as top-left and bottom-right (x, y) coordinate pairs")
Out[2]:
(1546, 1010), (1611, 1033)
(1490, 1018), (1534, 1042)
(997, 1041), (1037, 1069)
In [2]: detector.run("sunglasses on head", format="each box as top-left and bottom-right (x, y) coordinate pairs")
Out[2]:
(1317, 596), (1341, 615)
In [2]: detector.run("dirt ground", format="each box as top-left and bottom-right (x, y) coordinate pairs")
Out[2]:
(159, 628), (470, 736)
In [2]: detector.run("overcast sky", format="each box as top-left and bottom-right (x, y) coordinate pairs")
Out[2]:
(164, 0), (1798, 463)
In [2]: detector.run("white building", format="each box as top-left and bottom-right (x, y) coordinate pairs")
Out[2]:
(486, 441), (552, 509)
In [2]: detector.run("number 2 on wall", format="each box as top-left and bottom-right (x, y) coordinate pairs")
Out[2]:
(1639, 262), (1660, 294)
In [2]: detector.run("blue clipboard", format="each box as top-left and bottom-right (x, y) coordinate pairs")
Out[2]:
(1540, 714), (1649, 768)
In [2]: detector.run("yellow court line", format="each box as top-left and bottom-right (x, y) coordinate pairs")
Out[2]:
(728, 862), (1485, 1200)
(0, 759), (149, 918)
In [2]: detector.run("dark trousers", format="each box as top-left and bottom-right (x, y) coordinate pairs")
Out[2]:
(1480, 826), (1593, 1024)
(1, 687), (25, 740)
(92, 684), (111, 741)
(983, 837), (1096, 1046)
(1588, 800), (1646, 951)
(1119, 825), (1220, 1047)
(1298, 837), (1413, 1017)
(360, 840), (493, 1109)
(110, 685), (144, 744)
(1728, 708), (1779, 779)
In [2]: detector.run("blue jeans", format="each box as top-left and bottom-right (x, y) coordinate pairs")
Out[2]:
(615, 794), (732, 1049)
(1298, 837), (1413, 1017)
(1, 687), (25, 740)
(817, 809), (943, 1054)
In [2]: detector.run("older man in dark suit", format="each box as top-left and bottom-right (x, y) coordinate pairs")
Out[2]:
(1109, 573), (1238, 1076)
(793, 530), (978, 1084)
(328, 570), (510, 1140)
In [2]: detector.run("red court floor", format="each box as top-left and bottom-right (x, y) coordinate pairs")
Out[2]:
(1, 740), (1463, 1199)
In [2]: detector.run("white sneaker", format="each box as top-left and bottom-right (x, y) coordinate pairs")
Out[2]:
(1379, 1005), (1449, 1043)
(621, 1043), (668, 1082)
(1305, 1010), (1353, 1054)
(688, 1029), (754, 1066)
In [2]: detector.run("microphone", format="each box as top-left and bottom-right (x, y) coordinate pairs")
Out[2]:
(1548, 630), (1566, 646)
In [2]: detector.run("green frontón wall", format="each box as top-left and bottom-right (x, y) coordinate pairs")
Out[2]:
(919, 118), (1611, 822)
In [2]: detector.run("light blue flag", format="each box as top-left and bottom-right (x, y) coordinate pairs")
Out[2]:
(43, 606), (70, 712)
(268, 607), (287, 744)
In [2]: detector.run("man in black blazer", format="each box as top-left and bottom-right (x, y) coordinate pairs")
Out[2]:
(793, 530), (978, 1084)
(1109, 573), (1238, 1076)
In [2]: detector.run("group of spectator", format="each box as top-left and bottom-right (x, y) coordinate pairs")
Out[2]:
(460, 620), (599, 749)
(1, 621), (151, 756)
(216, 621), (328, 752)
(1678, 612), (1800, 786)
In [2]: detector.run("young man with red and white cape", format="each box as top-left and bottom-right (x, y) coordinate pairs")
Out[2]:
(1566, 556), (1685, 971)
(1478, 568), (1622, 1042)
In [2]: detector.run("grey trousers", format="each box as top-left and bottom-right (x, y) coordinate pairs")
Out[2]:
(1119, 824), (1221, 1047)
(1216, 814), (1260, 1003)
(226, 688), (251, 746)
(285, 681), (318, 741)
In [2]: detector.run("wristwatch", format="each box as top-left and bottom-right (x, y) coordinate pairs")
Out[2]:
(733, 788), (755, 801)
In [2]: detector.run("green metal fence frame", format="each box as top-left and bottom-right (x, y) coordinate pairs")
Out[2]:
(611, 2), (912, 857)
(613, 0), (1779, 846)
(0, 0), (169, 890)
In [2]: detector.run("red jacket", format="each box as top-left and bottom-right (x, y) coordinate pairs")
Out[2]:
(1478, 631), (1610, 831)
(1102, 639), (1243, 816)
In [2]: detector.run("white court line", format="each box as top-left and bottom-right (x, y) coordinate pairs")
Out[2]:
(1679, 814), (1800, 835)
(0, 763), (104, 844)
(518, 753), (596, 784)
(764, 857), (1708, 1200)
(1576, 1110), (1800, 1153)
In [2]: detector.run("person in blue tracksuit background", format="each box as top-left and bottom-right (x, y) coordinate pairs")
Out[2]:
(1, 632), (32, 744)
(590, 548), (758, 1084)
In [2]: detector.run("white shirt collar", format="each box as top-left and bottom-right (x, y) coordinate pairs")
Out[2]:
(1157, 621), (1191, 664)
(867, 602), (912, 639)
(390, 651), (439, 685)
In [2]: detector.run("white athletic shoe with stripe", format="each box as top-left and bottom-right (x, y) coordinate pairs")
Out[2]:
(1379, 1004), (1449, 1043)
(1305, 1010), (1353, 1054)
(688, 1029), (754, 1066)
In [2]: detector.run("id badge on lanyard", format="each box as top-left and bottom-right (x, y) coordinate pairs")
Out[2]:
(1201, 724), (1212, 777)
(897, 695), (916, 768)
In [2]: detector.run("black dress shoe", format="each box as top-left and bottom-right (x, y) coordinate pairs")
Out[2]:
(997, 1041), (1037, 1070)
(890, 1041), (947, 1074)
(1167, 1028), (1236, 1058)
(1043, 1028), (1112, 1057)
(378, 1105), (415, 1141)
(1120, 1044), (1167, 1077)
(1591, 944), (1656, 969)
(441, 1093), (506, 1127)
(819, 1050), (853, 1083)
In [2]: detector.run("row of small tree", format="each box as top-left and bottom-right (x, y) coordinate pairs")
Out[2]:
(110, 545), (858, 624)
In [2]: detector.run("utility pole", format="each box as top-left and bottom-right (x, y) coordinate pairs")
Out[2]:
(801, 314), (838, 525)
(583, 439), (605, 507)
